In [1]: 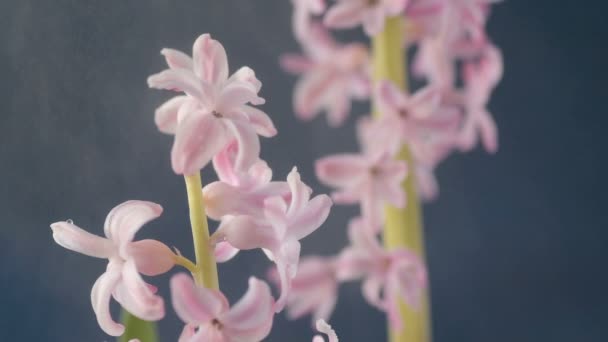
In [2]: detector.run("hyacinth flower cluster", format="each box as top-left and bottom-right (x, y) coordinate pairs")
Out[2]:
(50, 34), (357, 341)
(279, 0), (503, 341)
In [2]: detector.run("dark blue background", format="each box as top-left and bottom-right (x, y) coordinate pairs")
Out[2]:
(1, 1), (606, 341)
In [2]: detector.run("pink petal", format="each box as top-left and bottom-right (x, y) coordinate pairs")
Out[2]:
(170, 273), (229, 325)
(286, 167), (312, 216)
(171, 111), (230, 175)
(279, 53), (314, 74)
(223, 119), (261, 174)
(214, 241), (240, 263)
(376, 80), (407, 117)
(326, 85), (351, 127)
(229, 66), (263, 94)
(289, 194), (332, 241)
(103, 200), (163, 248)
(160, 48), (193, 70)
(315, 154), (368, 188)
(147, 69), (212, 108)
(211, 140), (240, 185)
(362, 275), (384, 310)
(385, 0), (409, 15)
(293, 69), (336, 121)
(273, 240), (302, 312)
(324, 1), (365, 29)
(192, 34), (229, 84)
(222, 277), (275, 341)
(50, 221), (114, 258)
(242, 105), (277, 137)
(154, 96), (190, 134)
(119, 259), (165, 321)
(90, 267), (124, 336)
(477, 109), (498, 153)
(217, 81), (264, 112)
(127, 239), (175, 276)
(178, 324), (197, 342)
(408, 85), (441, 119)
(202, 182), (242, 220)
(214, 215), (278, 251)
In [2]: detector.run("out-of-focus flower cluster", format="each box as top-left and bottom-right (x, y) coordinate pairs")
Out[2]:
(277, 0), (503, 331)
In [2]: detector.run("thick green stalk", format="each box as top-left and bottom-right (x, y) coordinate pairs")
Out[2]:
(372, 16), (431, 342)
(184, 173), (220, 290)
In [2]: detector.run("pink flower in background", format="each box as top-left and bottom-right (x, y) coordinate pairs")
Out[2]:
(312, 319), (339, 342)
(268, 256), (339, 323)
(212, 168), (332, 312)
(458, 42), (502, 153)
(315, 124), (407, 227)
(337, 218), (427, 330)
(50, 201), (174, 336)
(148, 34), (276, 175)
(324, 0), (410, 36)
(171, 274), (275, 342)
(281, 23), (370, 127)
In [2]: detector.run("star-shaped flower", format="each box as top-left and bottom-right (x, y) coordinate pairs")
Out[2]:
(50, 201), (174, 336)
(148, 34), (277, 175)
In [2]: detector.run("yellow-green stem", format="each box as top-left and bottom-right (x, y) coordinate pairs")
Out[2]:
(184, 173), (219, 290)
(372, 16), (431, 342)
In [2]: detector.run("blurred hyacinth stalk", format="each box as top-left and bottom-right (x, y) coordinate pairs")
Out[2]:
(49, 1), (502, 341)
(283, 0), (503, 342)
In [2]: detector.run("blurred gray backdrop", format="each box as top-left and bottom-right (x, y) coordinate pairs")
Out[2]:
(0, 1), (607, 341)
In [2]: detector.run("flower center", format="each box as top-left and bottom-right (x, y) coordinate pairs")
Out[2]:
(212, 110), (223, 118)
(370, 166), (381, 176)
(399, 109), (409, 118)
(211, 318), (223, 330)
(367, 0), (380, 6)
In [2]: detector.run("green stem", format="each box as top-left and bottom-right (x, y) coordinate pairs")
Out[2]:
(372, 16), (431, 342)
(184, 173), (219, 290)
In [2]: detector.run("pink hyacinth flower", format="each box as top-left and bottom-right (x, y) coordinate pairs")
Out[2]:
(171, 273), (275, 342)
(337, 218), (427, 331)
(324, 0), (410, 36)
(148, 34), (277, 175)
(281, 23), (370, 127)
(50, 201), (175, 336)
(212, 168), (333, 312)
(458, 42), (502, 153)
(268, 256), (339, 323)
(315, 124), (407, 227)
(312, 319), (339, 342)
(376, 80), (460, 147)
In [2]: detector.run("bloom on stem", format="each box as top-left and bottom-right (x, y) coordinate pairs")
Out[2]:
(324, 0), (410, 36)
(148, 34), (276, 175)
(281, 23), (370, 127)
(337, 218), (427, 331)
(50, 201), (174, 336)
(315, 122), (407, 227)
(171, 273), (275, 342)
(212, 167), (333, 312)
(268, 256), (339, 323)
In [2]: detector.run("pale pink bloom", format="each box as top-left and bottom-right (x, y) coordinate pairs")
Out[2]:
(458, 42), (502, 153)
(171, 273), (275, 342)
(324, 0), (409, 36)
(315, 124), (407, 227)
(268, 256), (339, 323)
(212, 168), (333, 312)
(204, 142), (290, 263)
(148, 34), (276, 175)
(312, 319), (339, 342)
(204, 141), (290, 222)
(337, 218), (427, 330)
(376, 80), (460, 146)
(281, 23), (370, 127)
(50, 201), (174, 336)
